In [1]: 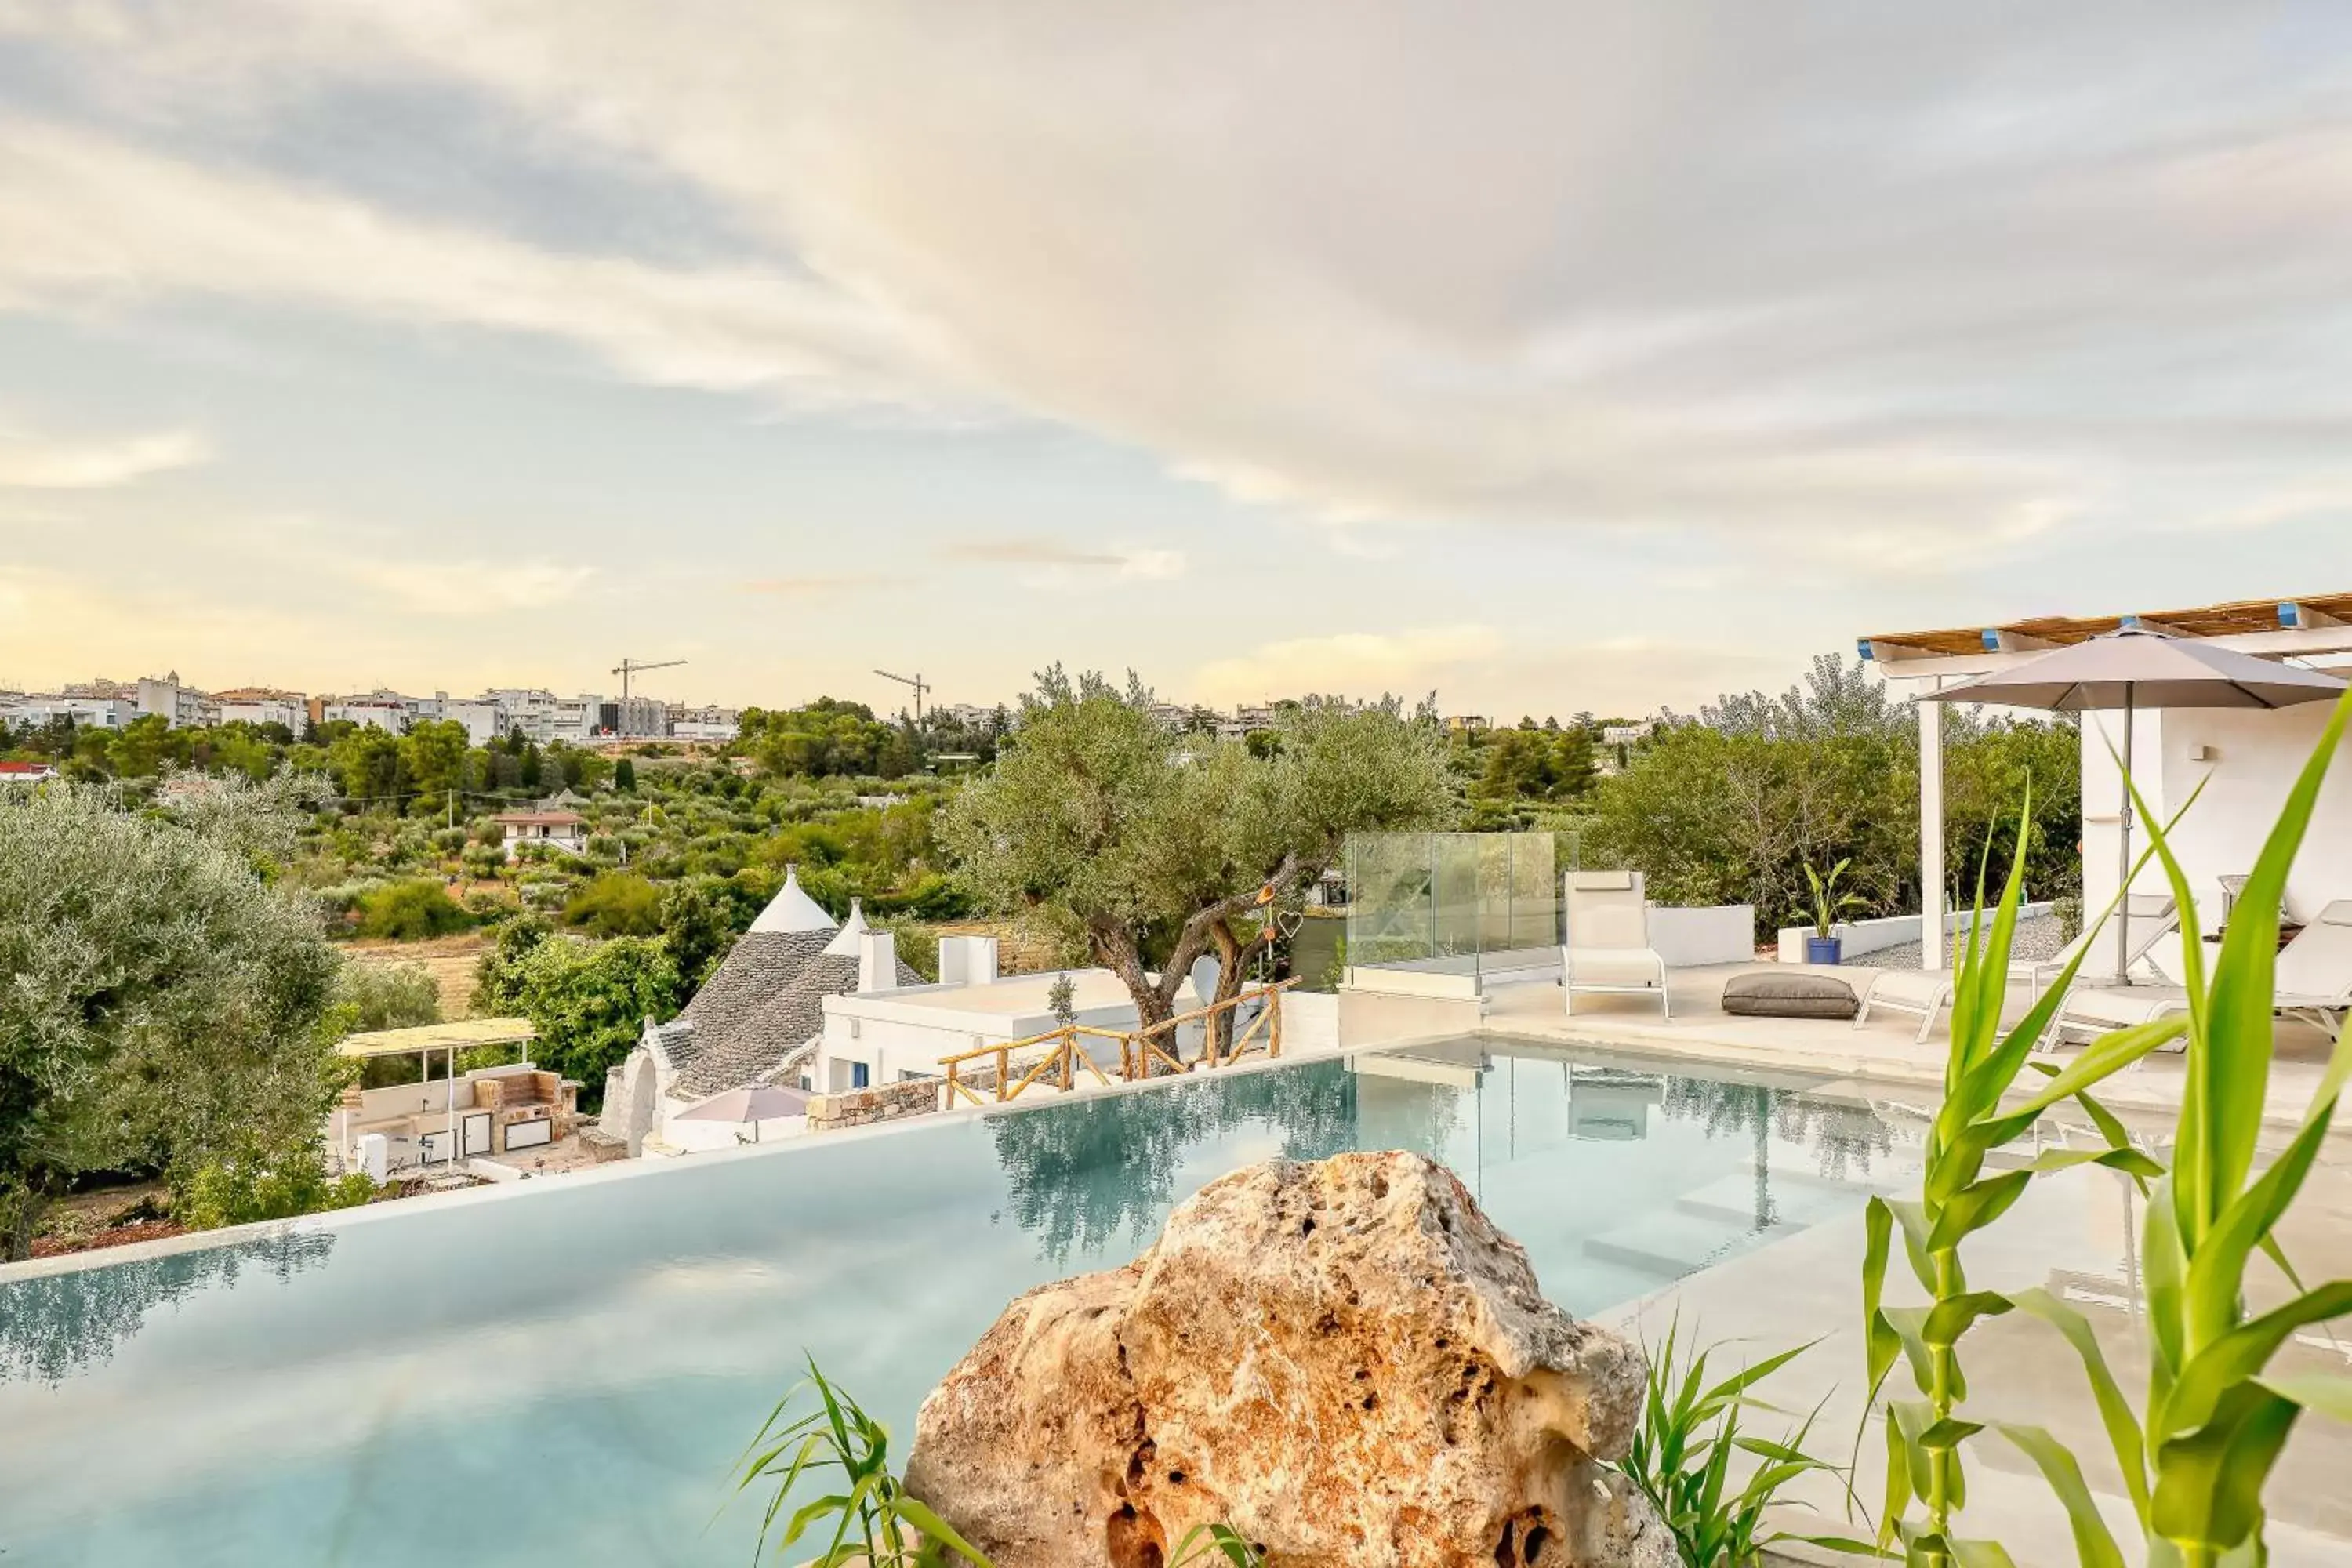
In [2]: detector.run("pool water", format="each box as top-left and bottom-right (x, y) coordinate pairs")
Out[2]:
(0, 1040), (1913, 1567)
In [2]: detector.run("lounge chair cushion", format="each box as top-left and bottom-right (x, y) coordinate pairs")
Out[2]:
(1564, 948), (1666, 988)
(1722, 971), (1860, 1020)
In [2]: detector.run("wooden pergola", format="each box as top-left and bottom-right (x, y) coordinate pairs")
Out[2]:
(1857, 590), (2352, 973)
(339, 1018), (538, 1169)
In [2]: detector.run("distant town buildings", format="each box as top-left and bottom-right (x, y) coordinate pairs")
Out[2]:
(0, 673), (742, 745)
(5, 672), (1515, 752)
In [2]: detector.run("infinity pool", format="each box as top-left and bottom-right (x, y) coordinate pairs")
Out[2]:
(0, 1040), (1912, 1567)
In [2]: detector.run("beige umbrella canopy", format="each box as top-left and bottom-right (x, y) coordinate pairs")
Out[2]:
(675, 1084), (811, 1142)
(1918, 628), (2347, 983)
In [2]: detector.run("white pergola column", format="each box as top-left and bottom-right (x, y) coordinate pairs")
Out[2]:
(1920, 684), (1945, 972)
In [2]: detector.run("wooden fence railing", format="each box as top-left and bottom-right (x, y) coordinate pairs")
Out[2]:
(938, 980), (1298, 1109)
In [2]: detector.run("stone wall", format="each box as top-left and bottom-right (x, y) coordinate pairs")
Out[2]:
(805, 1076), (943, 1131)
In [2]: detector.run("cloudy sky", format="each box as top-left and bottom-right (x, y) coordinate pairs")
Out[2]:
(2, 3), (2348, 719)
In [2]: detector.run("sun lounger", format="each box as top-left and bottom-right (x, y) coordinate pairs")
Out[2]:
(2045, 899), (2352, 1047)
(1854, 896), (2178, 1044)
(1562, 870), (1669, 1018)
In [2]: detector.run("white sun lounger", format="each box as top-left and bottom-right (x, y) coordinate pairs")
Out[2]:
(2045, 899), (2352, 1048)
(1562, 870), (1669, 1019)
(1853, 895), (2179, 1044)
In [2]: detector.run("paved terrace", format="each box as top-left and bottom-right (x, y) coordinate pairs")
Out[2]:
(1476, 964), (2343, 1133)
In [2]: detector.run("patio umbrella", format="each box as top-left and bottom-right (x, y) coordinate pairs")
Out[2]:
(674, 1083), (810, 1142)
(1917, 627), (2346, 984)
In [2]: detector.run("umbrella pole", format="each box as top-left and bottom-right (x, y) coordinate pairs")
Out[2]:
(2114, 688), (2136, 985)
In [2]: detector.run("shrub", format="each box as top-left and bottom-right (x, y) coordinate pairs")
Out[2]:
(462, 890), (515, 925)
(564, 872), (663, 936)
(333, 960), (441, 1033)
(2053, 892), (2084, 945)
(354, 880), (474, 940)
(313, 877), (390, 917)
(492, 933), (677, 1102)
(178, 1138), (376, 1231)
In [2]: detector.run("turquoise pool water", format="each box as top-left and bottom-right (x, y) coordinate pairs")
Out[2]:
(0, 1040), (1912, 1566)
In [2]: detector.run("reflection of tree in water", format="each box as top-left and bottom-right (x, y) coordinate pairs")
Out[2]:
(0, 1228), (335, 1388)
(1661, 1076), (1896, 1183)
(989, 1063), (1358, 1265)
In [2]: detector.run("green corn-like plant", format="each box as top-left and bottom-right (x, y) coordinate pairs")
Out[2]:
(734, 1356), (989, 1566)
(1614, 1315), (1875, 1566)
(1863, 783), (2181, 1566)
(1996, 689), (2352, 1568)
(735, 1356), (1271, 1568)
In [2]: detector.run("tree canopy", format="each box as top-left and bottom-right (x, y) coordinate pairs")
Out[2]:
(940, 669), (1456, 1031)
(0, 782), (346, 1258)
(1582, 653), (2080, 935)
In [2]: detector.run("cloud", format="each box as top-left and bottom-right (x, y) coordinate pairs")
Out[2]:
(1192, 626), (1504, 705)
(0, 117), (957, 412)
(336, 556), (593, 613)
(739, 573), (902, 594)
(0, 427), (208, 488)
(946, 538), (1185, 580)
(8, 1), (2352, 612)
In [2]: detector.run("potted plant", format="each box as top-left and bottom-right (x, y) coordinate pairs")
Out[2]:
(1801, 858), (1863, 964)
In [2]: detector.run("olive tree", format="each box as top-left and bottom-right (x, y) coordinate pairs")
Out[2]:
(0, 783), (343, 1258)
(939, 669), (1456, 1040)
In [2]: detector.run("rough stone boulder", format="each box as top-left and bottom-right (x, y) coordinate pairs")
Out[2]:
(904, 1152), (1673, 1568)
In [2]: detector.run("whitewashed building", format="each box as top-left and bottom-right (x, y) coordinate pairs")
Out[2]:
(1861, 591), (2352, 964)
(600, 871), (922, 1155)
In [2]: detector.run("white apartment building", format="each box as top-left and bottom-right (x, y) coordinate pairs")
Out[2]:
(212, 688), (309, 732)
(479, 688), (604, 742)
(12, 695), (139, 729)
(134, 673), (209, 729)
(940, 702), (1000, 731)
(433, 694), (511, 747)
(324, 691), (425, 732)
(669, 703), (740, 742)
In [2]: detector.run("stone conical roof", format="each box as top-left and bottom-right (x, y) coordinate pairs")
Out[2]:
(749, 865), (837, 935)
(821, 898), (869, 957)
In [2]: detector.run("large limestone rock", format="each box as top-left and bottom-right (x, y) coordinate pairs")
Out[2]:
(905, 1152), (1674, 1568)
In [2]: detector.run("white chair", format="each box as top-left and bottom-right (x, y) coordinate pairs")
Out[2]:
(1855, 895), (2178, 1044)
(1562, 870), (1669, 1018)
(2047, 898), (2352, 1048)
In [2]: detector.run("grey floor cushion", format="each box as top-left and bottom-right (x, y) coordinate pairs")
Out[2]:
(1721, 970), (1860, 1020)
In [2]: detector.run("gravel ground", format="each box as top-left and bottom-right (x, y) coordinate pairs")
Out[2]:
(1847, 913), (2066, 970)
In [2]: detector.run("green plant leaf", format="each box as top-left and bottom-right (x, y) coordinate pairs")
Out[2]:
(2004, 1287), (2149, 1522)
(2164, 1282), (2352, 1437)
(2254, 1372), (2352, 1425)
(1924, 1170), (2031, 1251)
(2149, 1382), (2301, 1548)
(1992, 1422), (2127, 1568)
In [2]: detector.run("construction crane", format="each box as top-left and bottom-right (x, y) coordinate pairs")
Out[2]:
(873, 668), (930, 726)
(612, 657), (686, 702)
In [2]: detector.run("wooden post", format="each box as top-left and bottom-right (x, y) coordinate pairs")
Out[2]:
(1059, 1029), (1073, 1091)
(1271, 989), (1283, 1058)
(996, 1045), (1010, 1102)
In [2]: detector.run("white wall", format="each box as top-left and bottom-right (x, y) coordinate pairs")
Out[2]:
(1650, 906), (1755, 967)
(2085, 702), (2352, 927)
(1775, 905), (2053, 964)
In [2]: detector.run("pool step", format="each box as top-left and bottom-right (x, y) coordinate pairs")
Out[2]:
(1583, 1210), (1802, 1280)
(1671, 1173), (1864, 1229)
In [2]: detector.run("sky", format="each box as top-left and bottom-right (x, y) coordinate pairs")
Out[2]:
(2, 3), (2350, 721)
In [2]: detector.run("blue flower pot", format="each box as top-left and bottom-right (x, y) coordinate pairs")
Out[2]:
(1806, 935), (1844, 966)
